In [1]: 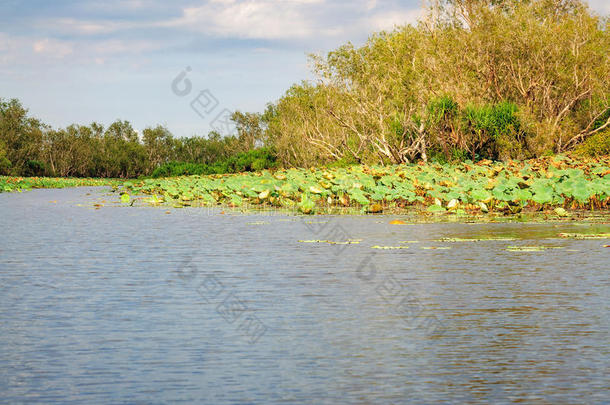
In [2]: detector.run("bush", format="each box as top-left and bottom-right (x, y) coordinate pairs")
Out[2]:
(266, 0), (609, 166)
(575, 130), (610, 157)
(462, 102), (522, 160)
(327, 154), (360, 168)
(0, 142), (10, 175)
(0, 156), (10, 175)
(463, 102), (520, 140)
(151, 148), (278, 178)
(151, 162), (207, 178)
(428, 96), (459, 124)
(24, 160), (46, 177)
(229, 148), (278, 172)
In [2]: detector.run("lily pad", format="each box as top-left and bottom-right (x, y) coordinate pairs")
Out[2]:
(506, 246), (564, 252)
(438, 237), (517, 242)
(559, 233), (610, 239)
(427, 205), (447, 213)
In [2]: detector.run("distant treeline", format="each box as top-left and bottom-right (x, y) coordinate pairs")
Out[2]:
(1, 0), (608, 178)
(0, 99), (275, 178)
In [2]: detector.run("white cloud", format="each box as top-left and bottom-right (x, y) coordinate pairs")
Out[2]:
(158, 0), (420, 41)
(90, 39), (165, 55)
(161, 0), (326, 40)
(1, 1), (424, 70)
(367, 9), (421, 32)
(33, 38), (74, 58)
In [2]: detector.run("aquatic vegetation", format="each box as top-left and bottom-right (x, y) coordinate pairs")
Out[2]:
(389, 220), (410, 225)
(298, 239), (361, 245)
(371, 245), (410, 250)
(506, 246), (564, 252)
(559, 233), (610, 239)
(437, 237), (518, 242)
(119, 155), (610, 216)
(0, 176), (119, 192)
(554, 207), (568, 217)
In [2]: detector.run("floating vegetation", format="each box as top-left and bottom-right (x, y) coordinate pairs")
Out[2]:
(298, 239), (361, 245)
(1, 176), (119, 192)
(437, 237), (518, 242)
(389, 220), (408, 225)
(554, 207), (569, 217)
(505, 246), (565, 252)
(399, 241), (420, 244)
(371, 245), (410, 250)
(559, 233), (610, 239)
(118, 155), (610, 216)
(328, 240), (362, 245)
(421, 246), (452, 250)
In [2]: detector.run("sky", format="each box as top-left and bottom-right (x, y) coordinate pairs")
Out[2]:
(1, 0), (608, 137)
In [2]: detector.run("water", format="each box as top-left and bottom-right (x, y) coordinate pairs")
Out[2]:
(1, 187), (608, 404)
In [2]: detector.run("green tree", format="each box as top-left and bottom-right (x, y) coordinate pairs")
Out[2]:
(0, 98), (44, 174)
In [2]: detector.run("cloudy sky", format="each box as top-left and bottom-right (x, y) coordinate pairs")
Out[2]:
(1, 0), (608, 137)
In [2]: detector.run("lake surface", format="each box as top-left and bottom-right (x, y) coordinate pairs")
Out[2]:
(1, 187), (608, 404)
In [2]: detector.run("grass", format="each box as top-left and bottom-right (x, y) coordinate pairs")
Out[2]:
(0, 176), (120, 192)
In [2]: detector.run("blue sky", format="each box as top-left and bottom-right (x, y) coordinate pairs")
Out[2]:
(1, 0), (608, 137)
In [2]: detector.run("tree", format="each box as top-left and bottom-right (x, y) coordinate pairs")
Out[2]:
(264, 0), (609, 165)
(232, 111), (265, 151)
(0, 98), (44, 174)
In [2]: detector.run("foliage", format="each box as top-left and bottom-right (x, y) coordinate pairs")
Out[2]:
(0, 139), (11, 175)
(575, 129), (610, 156)
(151, 162), (208, 178)
(151, 148), (278, 178)
(0, 176), (119, 193)
(230, 147), (278, 172)
(0, 98), (267, 178)
(266, 0), (609, 166)
(1, 0), (608, 175)
(0, 98), (44, 175)
(122, 155), (610, 214)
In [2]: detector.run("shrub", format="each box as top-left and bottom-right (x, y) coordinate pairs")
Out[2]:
(266, 0), (609, 166)
(151, 148), (278, 177)
(0, 156), (10, 175)
(24, 160), (46, 177)
(229, 148), (278, 172)
(0, 141), (10, 175)
(427, 96), (459, 124)
(462, 102), (522, 160)
(327, 154), (360, 168)
(151, 162), (207, 178)
(575, 130), (610, 157)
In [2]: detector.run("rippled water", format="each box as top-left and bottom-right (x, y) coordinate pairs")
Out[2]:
(1, 187), (609, 404)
